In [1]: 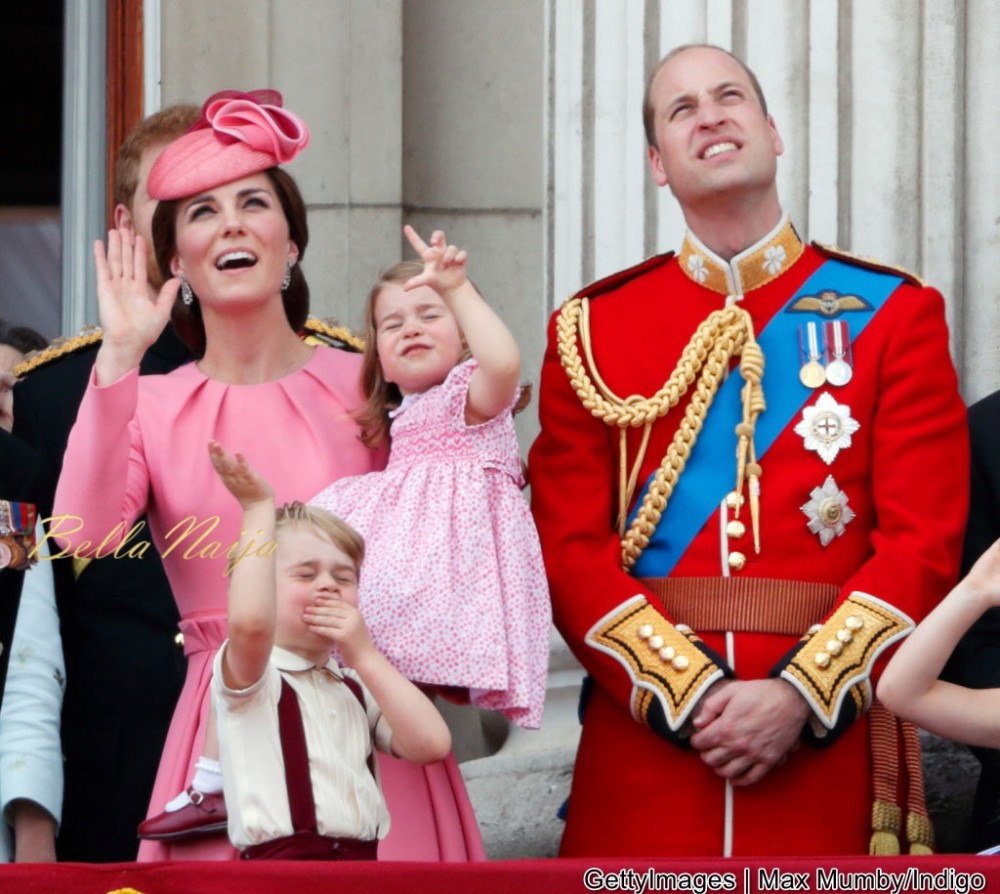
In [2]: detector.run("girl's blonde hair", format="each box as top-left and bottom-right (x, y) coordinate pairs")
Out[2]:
(355, 261), (423, 448)
(355, 260), (530, 448)
(357, 260), (474, 448)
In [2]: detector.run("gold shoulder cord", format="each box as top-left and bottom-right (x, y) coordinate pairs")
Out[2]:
(557, 296), (765, 571)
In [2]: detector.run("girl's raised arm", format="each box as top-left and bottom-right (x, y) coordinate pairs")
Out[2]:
(877, 537), (1000, 747)
(403, 225), (520, 424)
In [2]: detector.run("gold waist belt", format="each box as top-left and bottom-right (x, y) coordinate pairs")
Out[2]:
(639, 576), (840, 636)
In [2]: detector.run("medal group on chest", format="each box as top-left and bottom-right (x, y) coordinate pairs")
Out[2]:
(795, 310), (860, 548)
(723, 289), (869, 571)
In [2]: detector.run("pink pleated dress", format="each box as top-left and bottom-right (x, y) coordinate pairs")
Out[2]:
(54, 346), (484, 862)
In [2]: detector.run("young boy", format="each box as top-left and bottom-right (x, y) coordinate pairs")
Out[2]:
(207, 440), (451, 861)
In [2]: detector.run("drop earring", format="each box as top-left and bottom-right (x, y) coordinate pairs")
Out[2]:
(281, 260), (294, 291)
(180, 275), (194, 306)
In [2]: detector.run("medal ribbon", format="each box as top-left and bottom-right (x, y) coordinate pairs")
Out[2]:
(0, 501), (38, 538)
(829, 320), (847, 359)
(805, 322), (821, 361)
(628, 259), (902, 577)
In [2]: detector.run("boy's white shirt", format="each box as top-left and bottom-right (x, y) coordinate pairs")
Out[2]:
(211, 641), (392, 848)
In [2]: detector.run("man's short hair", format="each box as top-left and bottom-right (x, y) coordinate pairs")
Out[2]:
(642, 44), (769, 147)
(113, 104), (201, 209)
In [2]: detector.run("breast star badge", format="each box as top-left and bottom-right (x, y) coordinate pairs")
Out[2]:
(801, 475), (856, 546)
(794, 392), (860, 465)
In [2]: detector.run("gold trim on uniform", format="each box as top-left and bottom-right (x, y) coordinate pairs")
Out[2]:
(585, 595), (724, 731)
(812, 242), (925, 288)
(14, 317), (362, 380)
(780, 592), (913, 729)
(14, 326), (103, 377)
(788, 291), (872, 317)
(556, 298), (764, 570)
(301, 317), (365, 352)
(679, 215), (805, 297)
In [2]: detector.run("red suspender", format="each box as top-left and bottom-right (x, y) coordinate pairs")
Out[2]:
(276, 673), (377, 833)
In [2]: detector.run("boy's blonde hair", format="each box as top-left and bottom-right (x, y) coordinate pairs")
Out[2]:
(276, 502), (365, 569)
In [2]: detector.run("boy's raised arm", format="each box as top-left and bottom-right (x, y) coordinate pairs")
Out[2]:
(208, 441), (277, 691)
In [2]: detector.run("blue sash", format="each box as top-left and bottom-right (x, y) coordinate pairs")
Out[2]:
(628, 259), (902, 577)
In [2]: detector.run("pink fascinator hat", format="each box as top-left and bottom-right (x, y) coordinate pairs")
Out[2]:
(147, 89), (310, 200)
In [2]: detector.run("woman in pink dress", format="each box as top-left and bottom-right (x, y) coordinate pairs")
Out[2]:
(53, 91), (482, 862)
(311, 226), (551, 730)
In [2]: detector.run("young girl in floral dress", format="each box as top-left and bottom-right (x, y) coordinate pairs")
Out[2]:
(312, 225), (550, 730)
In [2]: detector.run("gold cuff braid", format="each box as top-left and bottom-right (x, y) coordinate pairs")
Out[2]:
(781, 593), (913, 729)
(586, 595), (723, 731)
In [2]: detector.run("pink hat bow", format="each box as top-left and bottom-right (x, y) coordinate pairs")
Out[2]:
(199, 89), (310, 163)
(147, 88), (311, 200)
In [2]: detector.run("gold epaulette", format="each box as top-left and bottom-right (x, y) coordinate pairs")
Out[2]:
(15, 320), (363, 375)
(14, 326), (103, 377)
(301, 317), (364, 353)
(566, 252), (674, 305)
(812, 242), (924, 288)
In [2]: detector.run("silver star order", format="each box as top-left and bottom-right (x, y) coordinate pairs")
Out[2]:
(800, 475), (856, 547)
(794, 392), (860, 465)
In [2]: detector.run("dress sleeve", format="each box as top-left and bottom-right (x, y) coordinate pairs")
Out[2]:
(51, 368), (151, 552)
(443, 359), (523, 427)
(0, 529), (64, 830)
(529, 310), (729, 745)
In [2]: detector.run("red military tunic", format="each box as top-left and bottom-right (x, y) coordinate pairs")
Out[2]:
(529, 217), (968, 857)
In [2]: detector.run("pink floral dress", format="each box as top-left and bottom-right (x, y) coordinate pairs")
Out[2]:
(312, 360), (550, 728)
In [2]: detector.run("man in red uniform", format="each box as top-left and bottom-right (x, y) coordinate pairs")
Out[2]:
(530, 44), (968, 857)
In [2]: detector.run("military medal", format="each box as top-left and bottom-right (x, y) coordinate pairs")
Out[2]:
(825, 320), (853, 386)
(799, 322), (825, 388)
(0, 500), (37, 571)
(800, 475), (856, 547)
(794, 392), (861, 464)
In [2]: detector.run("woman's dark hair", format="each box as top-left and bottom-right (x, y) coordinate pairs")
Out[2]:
(0, 320), (48, 355)
(151, 167), (309, 358)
